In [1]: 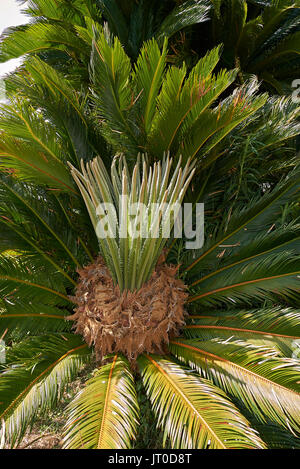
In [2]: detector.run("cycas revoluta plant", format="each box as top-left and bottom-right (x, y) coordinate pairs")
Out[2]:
(3, 1), (300, 95)
(208, 0), (300, 94)
(0, 24), (299, 449)
(68, 154), (193, 360)
(0, 0), (211, 80)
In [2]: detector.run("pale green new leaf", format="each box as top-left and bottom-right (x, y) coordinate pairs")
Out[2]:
(69, 153), (195, 291)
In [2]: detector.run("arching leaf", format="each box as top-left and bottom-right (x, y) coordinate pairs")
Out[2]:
(62, 355), (139, 449)
(138, 354), (265, 449)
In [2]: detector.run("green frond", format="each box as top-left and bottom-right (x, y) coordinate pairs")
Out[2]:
(15, 57), (99, 165)
(155, 0), (211, 45)
(188, 251), (300, 306)
(98, 0), (130, 44)
(132, 38), (168, 135)
(0, 217), (76, 285)
(0, 176), (82, 267)
(244, 418), (300, 449)
(183, 327), (295, 358)
(170, 338), (300, 433)
(190, 223), (300, 290)
(149, 46), (238, 157)
(184, 169), (300, 275)
(183, 79), (267, 165)
(248, 4), (300, 71)
(253, 32), (300, 71)
(62, 354), (139, 449)
(0, 122), (76, 193)
(185, 306), (300, 341)
(0, 100), (66, 164)
(0, 56), (98, 191)
(255, 3), (298, 49)
(0, 302), (71, 340)
(25, 57), (88, 128)
(235, 15), (263, 61)
(138, 354), (265, 449)
(90, 27), (137, 152)
(0, 22), (88, 63)
(184, 306), (300, 357)
(23, 0), (92, 23)
(247, 96), (300, 152)
(0, 254), (72, 307)
(212, 0), (247, 58)
(85, 33), (271, 163)
(0, 333), (90, 448)
(212, 1), (300, 91)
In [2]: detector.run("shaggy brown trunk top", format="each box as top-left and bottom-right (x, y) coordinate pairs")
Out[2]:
(68, 255), (188, 361)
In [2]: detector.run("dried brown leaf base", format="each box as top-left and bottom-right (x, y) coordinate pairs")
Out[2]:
(68, 256), (188, 362)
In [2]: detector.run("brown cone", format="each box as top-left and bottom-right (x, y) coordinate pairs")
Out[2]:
(67, 256), (188, 362)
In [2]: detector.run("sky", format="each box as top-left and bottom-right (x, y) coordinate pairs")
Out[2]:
(0, 0), (29, 78)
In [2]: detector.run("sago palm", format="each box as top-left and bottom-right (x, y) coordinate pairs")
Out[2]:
(3, 1), (300, 96)
(0, 30), (300, 449)
(0, 0), (211, 79)
(206, 0), (300, 94)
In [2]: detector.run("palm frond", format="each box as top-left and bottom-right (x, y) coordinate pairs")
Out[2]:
(138, 354), (265, 449)
(23, 0), (93, 23)
(190, 222), (300, 288)
(132, 38), (168, 135)
(17, 57), (99, 165)
(184, 306), (300, 357)
(0, 22), (87, 63)
(186, 306), (300, 340)
(62, 354), (139, 449)
(188, 251), (300, 306)
(170, 338), (300, 434)
(212, 0), (247, 66)
(0, 333), (90, 448)
(149, 46), (238, 157)
(0, 176), (82, 268)
(185, 81), (267, 164)
(0, 254), (72, 307)
(0, 302), (71, 340)
(0, 119), (76, 193)
(155, 0), (211, 45)
(184, 169), (300, 275)
(97, 0), (129, 46)
(90, 26), (137, 152)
